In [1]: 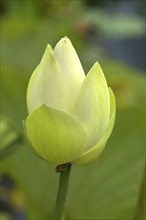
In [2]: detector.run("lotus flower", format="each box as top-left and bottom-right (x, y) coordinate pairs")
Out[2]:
(24, 37), (116, 165)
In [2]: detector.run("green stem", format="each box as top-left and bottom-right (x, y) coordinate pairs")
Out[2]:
(53, 163), (72, 220)
(134, 166), (146, 220)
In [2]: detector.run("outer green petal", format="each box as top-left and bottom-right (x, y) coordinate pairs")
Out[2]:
(23, 120), (45, 160)
(27, 45), (68, 114)
(73, 62), (110, 150)
(72, 88), (116, 165)
(54, 37), (85, 111)
(25, 105), (87, 164)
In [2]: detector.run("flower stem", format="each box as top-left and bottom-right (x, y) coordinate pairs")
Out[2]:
(53, 163), (72, 220)
(134, 166), (146, 220)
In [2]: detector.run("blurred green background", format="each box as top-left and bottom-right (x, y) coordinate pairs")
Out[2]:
(0, 1), (145, 220)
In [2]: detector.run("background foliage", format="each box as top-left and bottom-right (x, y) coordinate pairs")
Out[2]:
(0, 1), (145, 220)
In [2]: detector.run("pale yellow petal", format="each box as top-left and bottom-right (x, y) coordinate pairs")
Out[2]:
(26, 105), (87, 164)
(73, 62), (110, 150)
(54, 37), (85, 111)
(27, 45), (68, 113)
(72, 88), (116, 165)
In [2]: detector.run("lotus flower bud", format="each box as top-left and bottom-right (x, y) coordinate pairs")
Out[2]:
(24, 37), (116, 165)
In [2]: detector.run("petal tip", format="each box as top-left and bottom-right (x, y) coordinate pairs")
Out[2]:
(63, 36), (69, 39)
(59, 36), (71, 44)
(46, 44), (52, 50)
(93, 61), (101, 69)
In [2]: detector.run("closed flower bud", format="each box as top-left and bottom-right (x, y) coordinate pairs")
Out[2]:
(24, 37), (116, 165)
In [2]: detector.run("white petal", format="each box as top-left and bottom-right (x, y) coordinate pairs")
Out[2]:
(54, 37), (85, 111)
(72, 88), (116, 165)
(73, 62), (110, 150)
(27, 45), (68, 113)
